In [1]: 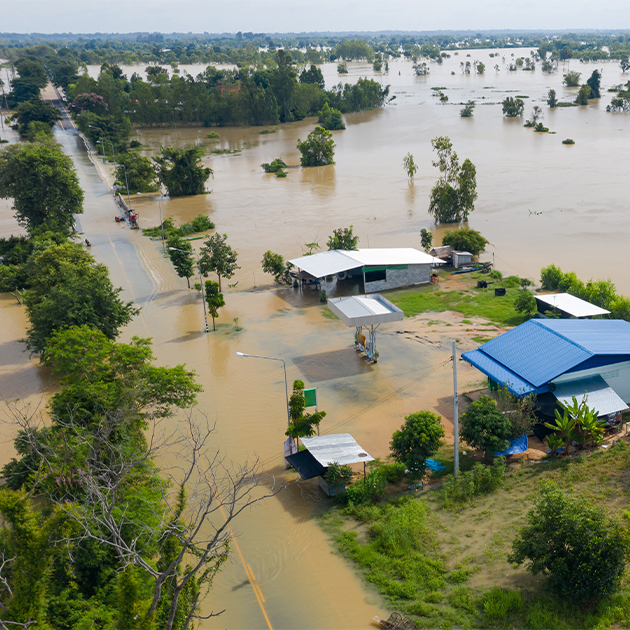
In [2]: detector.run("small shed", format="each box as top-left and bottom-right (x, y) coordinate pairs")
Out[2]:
(535, 293), (610, 319)
(429, 245), (453, 261)
(453, 251), (473, 269)
(327, 294), (404, 361)
(285, 433), (374, 495)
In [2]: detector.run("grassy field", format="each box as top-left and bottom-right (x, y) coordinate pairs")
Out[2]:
(387, 272), (530, 327)
(321, 439), (630, 629)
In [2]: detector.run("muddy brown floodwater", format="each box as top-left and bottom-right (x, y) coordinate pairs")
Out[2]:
(1, 49), (629, 628)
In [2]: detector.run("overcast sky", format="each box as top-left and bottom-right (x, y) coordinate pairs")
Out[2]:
(4, 0), (630, 34)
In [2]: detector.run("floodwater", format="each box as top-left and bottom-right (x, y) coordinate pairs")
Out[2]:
(1, 49), (629, 628)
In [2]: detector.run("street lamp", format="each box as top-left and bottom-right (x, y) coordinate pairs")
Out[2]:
(117, 162), (132, 211)
(235, 353), (291, 428)
(97, 139), (115, 161)
(89, 125), (104, 158)
(169, 246), (209, 333)
(137, 192), (166, 256)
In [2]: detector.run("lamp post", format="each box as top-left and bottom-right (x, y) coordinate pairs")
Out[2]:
(97, 139), (115, 161)
(137, 192), (166, 256)
(117, 162), (132, 211)
(235, 353), (290, 429)
(169, 246), (209, 333)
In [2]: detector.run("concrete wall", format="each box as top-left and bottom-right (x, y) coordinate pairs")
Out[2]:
(364, 264), (431, 293)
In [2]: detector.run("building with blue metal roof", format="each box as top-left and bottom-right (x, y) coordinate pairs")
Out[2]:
(462, 319), (630, 418)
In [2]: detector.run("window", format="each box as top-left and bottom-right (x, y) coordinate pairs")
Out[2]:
(365, 269), (386, 283)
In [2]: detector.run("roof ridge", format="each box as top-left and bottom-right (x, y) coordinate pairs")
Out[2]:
(531, 320), (594, 357)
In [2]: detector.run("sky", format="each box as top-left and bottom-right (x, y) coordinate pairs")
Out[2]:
(3, 0), (630, 34)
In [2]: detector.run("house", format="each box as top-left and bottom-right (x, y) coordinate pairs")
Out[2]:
(429, 245), (453, 261)
(535, 293), (610, 319)
(289, 248), (444, 293)
(462, 319), (630, 420)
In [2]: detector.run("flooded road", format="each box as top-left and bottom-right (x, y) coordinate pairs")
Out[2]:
(1, 48), (628, 628)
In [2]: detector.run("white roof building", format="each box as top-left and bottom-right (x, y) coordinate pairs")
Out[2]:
(536, 293), (610, 319)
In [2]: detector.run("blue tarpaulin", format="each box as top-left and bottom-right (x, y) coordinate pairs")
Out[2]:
(426, 459), (447, 472)
(493, 435), (528, 457)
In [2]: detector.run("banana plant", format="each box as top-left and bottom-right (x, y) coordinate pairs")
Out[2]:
(545, 406), (577, 454)
(547, 433), (564, 456)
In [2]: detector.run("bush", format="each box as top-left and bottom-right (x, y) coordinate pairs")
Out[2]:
(390, 411), (445, 477)
(375, 461), (407, 483)
(343, 469), (386, 505)
(261, 158), (287, 174)
(508, 483), (625, 602)
(514, 289), (537, 315)
(460, 395), (512, 454)
(441, 458), (506, 508)
(562, 138), (575, 144)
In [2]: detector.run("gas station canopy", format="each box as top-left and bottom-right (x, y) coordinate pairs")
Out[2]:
(327, 294), (404, 327)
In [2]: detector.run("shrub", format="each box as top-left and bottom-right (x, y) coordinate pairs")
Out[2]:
(261, 158), (287, 174)
(514, 289), (537, 315)
(481, 588), (524, 625)
(206, 131), (220, 138)
(375, 461), (407, 483)
(390, 411), (445, 477)
(460, 395), (512, 454)
(508, 483), (625, 602)
(343, 469), (386, 505)
(441, 458), (506, 507)
(562, 138), (575, 144)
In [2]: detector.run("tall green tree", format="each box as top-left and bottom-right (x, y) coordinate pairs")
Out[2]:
(390, 411), (445, 476)
(326, 226), (358, 250)
(428, 136), (477, 224)
(0, 139), (84, 234)
(14, 99), (61, 138)
(501, 97), (525, 117)
(586, 69), (602, 98)
(508, 483), (625, 603)
(204, 280), (225, 331)
(23, 242), (138, 354)
(547, 89), (558, 108)
(115, 152), (159, 193)
(166, 233), (194, 288)
(297, 126), (335, 167)
(272, 49), (299, 122)
(299, 64), (325, 90)
(199, 233), (239, 291)
(153, 147), (212, 197)
(420, 228), (433, 252)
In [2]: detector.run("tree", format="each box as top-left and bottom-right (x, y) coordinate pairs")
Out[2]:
(428, 137), (477, 224)
(575, 84), (591, 105)
(166, 233), (194, 288)
(272, 49), (299, 123)
(14, 99), (60, 138)
(390, 411), (445, 476)
(327, 226), (358, 251)
(23, 242), (138, 354)
(0, 139), (84, 234)
(403, 153), (418, 180)
(476, 62), (485, 74)
(501, 97), (525, 117)
(420, 229), (433, 252)
(204, 280), (225, 331)
(441, 228), (488, 256)
(299, 64), (325, 90)
(586, 69), (602, 99)
(621, 57), (630, 73)
(317, 102), (345, 130)
(547, 89), (558, 108)
(297, 126), (335, 167)
(115, 152), (159, 194)
(514, 289), (537, 315)
(199, 233), (239, 292)
(508, 483), (625, 603)
(563, 71), (581, 87)
(460, 100), (475, 117)
(286, 379), (326, 442)
(261, 251), (287, 283)
(460, 395), (512, 455)
(153, 147), (212, 197)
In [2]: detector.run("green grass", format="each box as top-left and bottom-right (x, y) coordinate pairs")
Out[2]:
(321, 440), (630, 630)
(388, 282), (527, 327)
(322, 307), (338, 320)
(472, 335), (495, 344)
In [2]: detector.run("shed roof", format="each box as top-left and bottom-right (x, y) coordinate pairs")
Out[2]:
(300, 433), (374, 467)
(536, 293), (610, 318)
(553, 374), (628, 417)
(289, 248), (444, 279)
(327, 294), (404, 327)
(462, 319), (630, 395)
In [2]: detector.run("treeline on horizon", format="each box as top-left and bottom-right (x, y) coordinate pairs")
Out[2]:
(2, 31), (630, 68)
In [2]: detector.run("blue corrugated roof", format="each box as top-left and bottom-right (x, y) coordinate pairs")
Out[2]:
(480, 320), (591, 387)
(536, 319), (630, 354)
(462, 349), (536, 395)
(463, 319), (630, 391)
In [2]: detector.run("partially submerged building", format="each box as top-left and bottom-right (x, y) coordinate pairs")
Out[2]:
(462, 319), (630, 421)
(289, 248), (444, 293)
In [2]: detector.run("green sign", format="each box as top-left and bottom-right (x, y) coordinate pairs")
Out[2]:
(304, 388), (317, 408)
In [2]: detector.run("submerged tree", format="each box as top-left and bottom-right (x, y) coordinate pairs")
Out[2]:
(428, 137), (477, 224)
(547, 89), (558, 108)
(403, 152), (418, 180)
(204, 280), (225, 331)
(501, 97), (525, 117)
(166, 233), (194, 288)
(296, 126), (335, 167)
(199, 233), (239, 292)
(153, 147), (212, 197)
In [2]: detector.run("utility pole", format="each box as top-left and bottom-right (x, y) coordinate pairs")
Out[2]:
(452, 340), (459, 477)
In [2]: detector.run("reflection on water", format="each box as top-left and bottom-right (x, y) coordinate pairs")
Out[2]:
(1, 48), (628, 629)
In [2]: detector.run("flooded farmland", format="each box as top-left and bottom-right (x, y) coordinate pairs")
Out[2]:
(1, 48), (629, 628)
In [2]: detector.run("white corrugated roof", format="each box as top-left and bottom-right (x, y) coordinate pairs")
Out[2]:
(553, 374), (627, 417)
(289, 248), (444, 278)
(536, 293), (610, 318)
(328, 294), (404, 327)
(301, 433), (375, 467)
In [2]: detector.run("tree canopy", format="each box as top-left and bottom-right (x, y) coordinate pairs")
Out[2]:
(441, 228), (488, 256)
(153, 147), (212, 197)
(297, 126), (335, 167)
(199, 233), (239, 292)
(0, 139), (84, 234)
(460, 395), (512, 455)
(390, 411), (445, 476)
(428, 137), (477, 224)
(115, 151), (159, 194)
(327, 226), (358, 251)
(501, 97), (525, 117)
